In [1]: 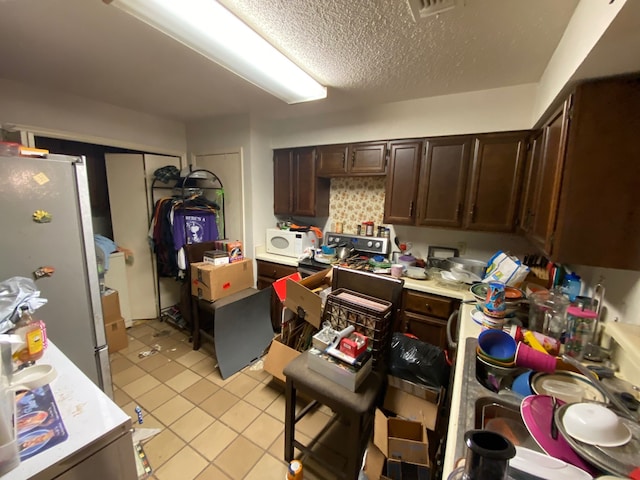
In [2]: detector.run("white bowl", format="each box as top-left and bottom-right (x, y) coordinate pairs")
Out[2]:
(562, 402), (631, 447)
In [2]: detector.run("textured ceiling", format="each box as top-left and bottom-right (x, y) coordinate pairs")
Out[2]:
(0, 0), (618, 123)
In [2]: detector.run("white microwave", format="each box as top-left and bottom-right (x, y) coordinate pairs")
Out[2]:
(266, 228), (317, 258)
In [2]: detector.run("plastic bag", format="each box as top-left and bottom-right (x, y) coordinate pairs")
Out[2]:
(0, 277), (48, 333)
(388, 333), (450, 389)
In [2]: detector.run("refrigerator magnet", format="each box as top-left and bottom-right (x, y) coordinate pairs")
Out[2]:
(32, 210), (52, 223)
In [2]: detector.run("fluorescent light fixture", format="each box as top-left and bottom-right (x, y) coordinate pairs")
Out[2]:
(105, 0), (327, 104)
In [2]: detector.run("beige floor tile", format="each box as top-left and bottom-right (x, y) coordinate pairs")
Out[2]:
(244, 453), (288, 480)
(219, 400), (261, 433)
(112, 364), (146, 388)
(170, 407), (214, 442)
(121, 374), (161, 399)
(224, 373), (260, 398)
(110, 353), (134, 374)
(191, 421), (238, 461)
(200, 389), (239, 419)
(264, 394), (287, 422)
(194, 464), (231, 480)
(242, 365), (271, 383)
(136, 384), (177, 412)
(128, 324), (156, 339)
(181, 378), (219, 405)
(296, 408), (332, 439)
(143, 428), (186, 469)
(190, 357), (218, 377)
(151, 361), (187, 383)
(244, 382), (281, 411)
(136, 352), (173, 372)
(163, 342), (194, 361)
(243, 412), (283, 450)
(153, 395), (195, 426)
(175, 349), (209, 368)
(140, 318), (166, 330)
(112, 387), (132, 407)
(154, 445), (208, 480)
(121, 337), (145, 356)
(205, 368), (240, 387)
(165, 369), (202, 393)
(214, 436), (263, 479)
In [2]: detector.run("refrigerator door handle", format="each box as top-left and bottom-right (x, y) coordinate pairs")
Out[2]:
(96, 345), (113, 398)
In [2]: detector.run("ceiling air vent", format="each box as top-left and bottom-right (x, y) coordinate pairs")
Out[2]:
(407, 0), (457, 21)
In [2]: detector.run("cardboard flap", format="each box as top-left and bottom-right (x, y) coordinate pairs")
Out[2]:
(284, 278), (323, 328)
(272, 272), (302, 303)
(374, 409), (389, 457)
(383, 385), (439, 431)
(263, 335), (300, 383)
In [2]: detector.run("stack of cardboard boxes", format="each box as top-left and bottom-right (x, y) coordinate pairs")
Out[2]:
(101, 288), (127, 352)
(262, 270), (443, 479)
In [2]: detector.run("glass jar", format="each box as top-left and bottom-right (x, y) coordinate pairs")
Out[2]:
(528, 290), (570, 340)
(565, 306), (598, 360)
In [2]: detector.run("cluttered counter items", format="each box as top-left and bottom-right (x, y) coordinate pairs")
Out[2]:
(4, 341), (135, 480)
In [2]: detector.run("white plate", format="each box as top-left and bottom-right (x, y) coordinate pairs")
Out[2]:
(510, 446), (592, 480)
(562, 403), (632, 447)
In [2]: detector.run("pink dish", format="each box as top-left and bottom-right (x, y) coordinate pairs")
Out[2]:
(520, 395), (598, 476)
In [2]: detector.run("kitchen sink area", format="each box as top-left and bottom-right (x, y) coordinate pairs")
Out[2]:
(452, 337), (542, 464)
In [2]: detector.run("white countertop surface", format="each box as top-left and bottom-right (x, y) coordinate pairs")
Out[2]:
(5, 341), (131, 479)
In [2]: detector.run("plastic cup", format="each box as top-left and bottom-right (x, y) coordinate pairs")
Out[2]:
(391, 264), (404, 278)
(515, 342), (557, 373)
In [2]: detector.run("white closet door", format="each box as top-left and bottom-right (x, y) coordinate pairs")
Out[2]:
(195, 151), (244, 244)
(105, 153), (180, 319)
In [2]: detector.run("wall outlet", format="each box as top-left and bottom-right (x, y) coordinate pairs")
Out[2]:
(457, 242), (467, 255)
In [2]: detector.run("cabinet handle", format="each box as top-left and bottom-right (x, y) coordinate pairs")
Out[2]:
(470, 203), (476, 222)
(409, 201), (414, 216)
(424, 303), (431, 311)
(456, 203), (462, 220)
(351, 151), (356, 168)
(446, 310), (460, 349)
(342, 153), (346, 170)
(272, 270), (277, 278)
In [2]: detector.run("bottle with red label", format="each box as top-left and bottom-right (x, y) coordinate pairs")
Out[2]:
(12, 306), (45, 363)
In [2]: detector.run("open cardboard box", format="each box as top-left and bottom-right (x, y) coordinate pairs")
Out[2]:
(374, 409), (430, 470)
(383, 376), (442, 431)
(263, 268), (332, 381)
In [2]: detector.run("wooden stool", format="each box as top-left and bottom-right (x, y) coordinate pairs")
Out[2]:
(283, 351), (383, 480)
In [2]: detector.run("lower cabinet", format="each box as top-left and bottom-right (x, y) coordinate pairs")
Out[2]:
(399, 290), (458, 352)
(256, 260), (298, 332)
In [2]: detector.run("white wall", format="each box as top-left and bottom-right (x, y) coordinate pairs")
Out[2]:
(0, 78), (186, 154)
(271, 83), (538, 148)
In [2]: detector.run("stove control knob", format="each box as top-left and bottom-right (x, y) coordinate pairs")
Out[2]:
(375, 242), (381, 249)
(367, 241), (373, 247)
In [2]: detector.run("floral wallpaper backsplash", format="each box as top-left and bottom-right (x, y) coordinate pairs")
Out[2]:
(329, 177), (387, 233)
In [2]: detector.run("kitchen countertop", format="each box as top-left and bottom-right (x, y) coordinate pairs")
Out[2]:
(4, 341), (132, 479)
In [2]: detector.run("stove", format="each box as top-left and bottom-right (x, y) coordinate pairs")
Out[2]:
(297, 232), (391, 276)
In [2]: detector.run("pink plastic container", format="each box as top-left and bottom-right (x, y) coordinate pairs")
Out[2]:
(515, 342), (557, 373)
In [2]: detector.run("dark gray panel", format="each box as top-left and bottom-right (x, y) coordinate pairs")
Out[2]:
(214, 288), (273, 379)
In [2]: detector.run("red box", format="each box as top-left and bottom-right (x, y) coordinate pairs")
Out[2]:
(339, 332), (368, 358)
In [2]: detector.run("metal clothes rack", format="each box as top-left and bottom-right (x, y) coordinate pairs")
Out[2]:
(150, 167), (225, 327)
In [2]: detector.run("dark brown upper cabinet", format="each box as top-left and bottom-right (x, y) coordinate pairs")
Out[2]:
(517, 129), (544, 235)
(528, 75), (640, 270)
(383, 139), (423, 224)
(416, 136), (471, 228)
(273, 147), (329, 217)
(316, 141), (387, 176)
(464, 132), (528, 232)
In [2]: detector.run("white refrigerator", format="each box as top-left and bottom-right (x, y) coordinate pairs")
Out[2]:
(0, 153), (112, 396)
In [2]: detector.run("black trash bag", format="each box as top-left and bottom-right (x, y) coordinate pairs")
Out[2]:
(389, 332), (450, 389)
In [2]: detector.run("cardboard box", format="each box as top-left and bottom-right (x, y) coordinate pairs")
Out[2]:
(387, 375), (443, 405)
(191, 258), (254, 301)
(101, 289), (121, 322)
(105, 317), (128, 352)
(374, 409), (430, 467)
(385, 458), (430, 480)
(383, 384), (440, 432)
(284, 268), (332, 328)
(263, 334), (300, 382)
(307, 348), (372, 392)
(364, 442), (392, 480)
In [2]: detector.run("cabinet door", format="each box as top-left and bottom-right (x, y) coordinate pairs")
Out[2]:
(402, 311), (448, 351)
(349, 141), (388, 175)
(316, 144), (349, 176)
(273, 149), (293, 215)
(517, 130), (543, 235)
(292, 147), (317, 216)
(464, 132), (527, 232)
(528, 102), (570, 253)
(383, 140), (422, 224)
(416, 136), (471, 228)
